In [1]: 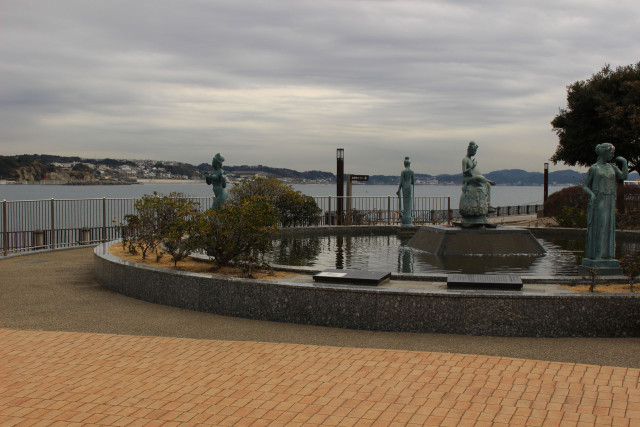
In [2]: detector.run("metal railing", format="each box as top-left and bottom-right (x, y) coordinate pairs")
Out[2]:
(1, 197), (214, 256)
(312, 196), (452, 225)
(623, 193), (640, 212)
(1, 196), (543, 255)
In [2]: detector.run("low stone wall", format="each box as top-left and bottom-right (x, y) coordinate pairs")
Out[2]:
(95, 242), (640, 338)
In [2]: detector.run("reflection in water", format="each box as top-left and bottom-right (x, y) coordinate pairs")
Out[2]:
(265, 234), (638, 276)
(270, 237), (323, 267)
(550, 238), (640, 265)
(336, 236), (344, 269)
(398, 245), (413, 273)
(409, 251), (540, 274)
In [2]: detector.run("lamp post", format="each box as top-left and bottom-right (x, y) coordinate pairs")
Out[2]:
(337, 148), (344, 225)
(544, 163), (549, 203)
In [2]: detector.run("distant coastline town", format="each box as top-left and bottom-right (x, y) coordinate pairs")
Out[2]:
(0, 153), (622, 187)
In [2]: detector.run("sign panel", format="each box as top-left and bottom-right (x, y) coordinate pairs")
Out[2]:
(349, 175), (369, 182)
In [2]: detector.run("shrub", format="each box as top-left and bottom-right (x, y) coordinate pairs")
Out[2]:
(582, 266), (600, 293)
(160, 197), (203, 266)
(120, 214), (141, 254)
(543, 185), (588, 219)
(556, 206), (587, 228)
(621, 251), (640, 292)
(121, 192), (279, 272)
(196, 196), (278, 268)
(544, 184), (640, 229)
(229, 177), (321, 227)
(123, 192), (166, 259)
(122, 192), (202, 263)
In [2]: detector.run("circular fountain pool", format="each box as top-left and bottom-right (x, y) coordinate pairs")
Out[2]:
(95, 227), (640, 337)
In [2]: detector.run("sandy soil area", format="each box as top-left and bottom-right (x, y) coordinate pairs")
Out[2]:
(109, 243), (296, 280)
(563, 283), (638, 293)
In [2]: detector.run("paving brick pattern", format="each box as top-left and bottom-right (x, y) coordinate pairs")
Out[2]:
(1, 329), (639, 426)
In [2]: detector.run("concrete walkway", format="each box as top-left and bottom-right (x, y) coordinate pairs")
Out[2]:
(2, 246), (640, 426)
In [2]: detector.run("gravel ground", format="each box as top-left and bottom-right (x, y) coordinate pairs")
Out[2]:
(2, 246), (639, 368)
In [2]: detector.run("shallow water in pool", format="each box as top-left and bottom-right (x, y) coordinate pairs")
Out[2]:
(266, 235), (639, 276)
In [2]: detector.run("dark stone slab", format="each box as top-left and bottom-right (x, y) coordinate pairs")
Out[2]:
(579, 258), (625, 276)
(313, 269), (391, 286)
(581, 258), (621, 268)
(448, 274), (523, 290)
(408, 225), (545, 256)
(577, 265), (624, 276)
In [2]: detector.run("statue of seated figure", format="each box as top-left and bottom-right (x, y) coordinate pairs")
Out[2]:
(459, 141), (495, 225)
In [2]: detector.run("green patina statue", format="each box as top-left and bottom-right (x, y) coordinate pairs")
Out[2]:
(581, 143), (628, 270)
(459, 141), (495, 225)
(396, 156), (414, 226)
(205, 153), (228, 210)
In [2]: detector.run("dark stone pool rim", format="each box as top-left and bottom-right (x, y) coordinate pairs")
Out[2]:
(95, 237), (640, 338)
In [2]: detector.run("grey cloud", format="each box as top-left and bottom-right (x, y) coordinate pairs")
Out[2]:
(1, 0), (639, 174)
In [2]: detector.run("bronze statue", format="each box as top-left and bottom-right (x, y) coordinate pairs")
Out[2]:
(205, 153), (228, 210)
(581, 143), (628, 270)
(459, 141), (495, 225)
(396, 156), (414, 226)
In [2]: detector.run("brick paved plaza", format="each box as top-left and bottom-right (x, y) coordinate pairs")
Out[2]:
(2, 329), (640, 426)
(2, 247), (640, 425)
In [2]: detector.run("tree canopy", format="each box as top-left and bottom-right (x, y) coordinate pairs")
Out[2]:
(228, 177), (321, 227)
(551, 62), (640, 173)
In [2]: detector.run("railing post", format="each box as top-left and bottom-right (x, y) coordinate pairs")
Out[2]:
(3, 200), (7, 256)
(50, 198), (56, 249)
(447, 197), (451, 225)
(34, 229), (45, 249)
(327, 196), (331, 225)
(102, 197), (107, 242)
(387, 196), (391, 225)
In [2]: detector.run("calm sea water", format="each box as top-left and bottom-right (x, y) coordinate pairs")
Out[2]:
(0, 182), (566, 207)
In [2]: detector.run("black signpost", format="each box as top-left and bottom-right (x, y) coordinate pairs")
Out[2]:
(349, 175), (369, 182)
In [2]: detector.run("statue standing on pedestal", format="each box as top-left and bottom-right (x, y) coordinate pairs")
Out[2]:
(581, 143), (628, 271)
(205, 153), (228, 210)
(459, 141), (495, 225)
(396, 156), (414, 226)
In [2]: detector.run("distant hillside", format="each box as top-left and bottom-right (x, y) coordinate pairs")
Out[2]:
(2, 154), (615, 185)
(435, 169), (585, 186)
(198, 163), (334, 181)
(0, 155), (56, 181)
(30, 154), (136, 168)
(368, 174), (436, 185)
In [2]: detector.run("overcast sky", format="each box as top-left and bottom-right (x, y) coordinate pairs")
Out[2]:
(1, 1), (639, 175)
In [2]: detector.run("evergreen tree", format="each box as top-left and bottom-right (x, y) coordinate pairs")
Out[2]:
(551, 62), (640, 173)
